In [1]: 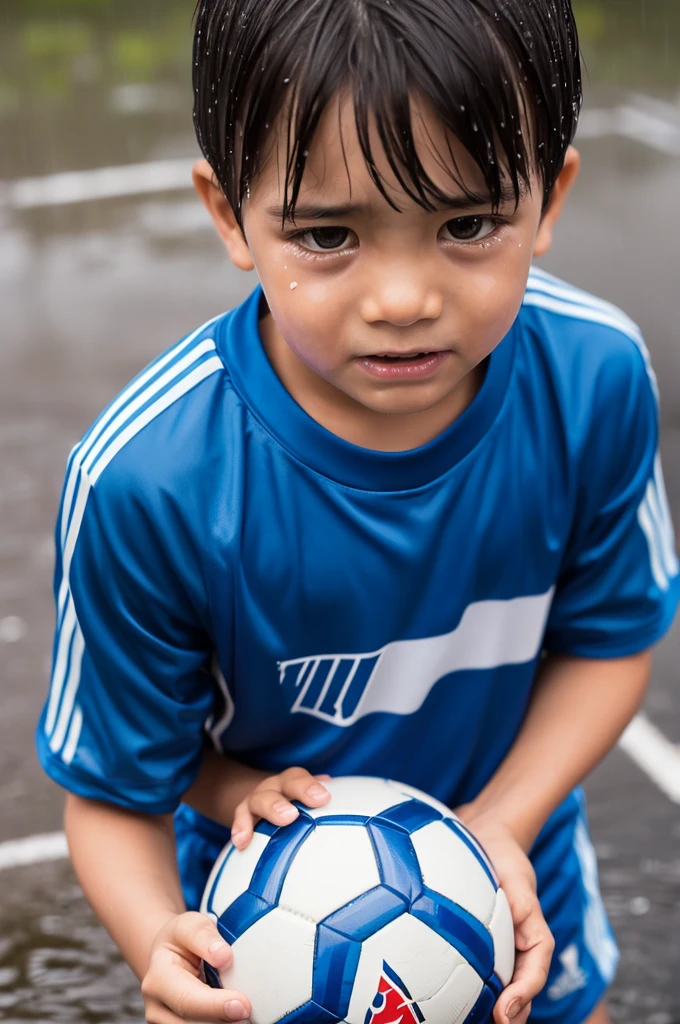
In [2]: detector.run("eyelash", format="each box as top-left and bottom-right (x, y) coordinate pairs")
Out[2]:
(285, 216), (510, 258)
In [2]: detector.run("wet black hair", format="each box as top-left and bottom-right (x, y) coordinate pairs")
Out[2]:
(192, 0), (581, 226)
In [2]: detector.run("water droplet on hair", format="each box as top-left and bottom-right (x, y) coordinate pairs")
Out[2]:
(472, 122), (479, 132)
(283, 78), (290, 84)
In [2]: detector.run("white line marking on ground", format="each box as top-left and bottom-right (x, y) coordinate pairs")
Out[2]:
(0, 831), (68, 871)
(1, 99), (679, 211)
(1, 158), (196, 210)
(618, 713), (680, 805)
(0, 714), (678, 871)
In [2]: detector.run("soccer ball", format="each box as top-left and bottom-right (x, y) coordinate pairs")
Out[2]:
(201, 776), (514, 1024)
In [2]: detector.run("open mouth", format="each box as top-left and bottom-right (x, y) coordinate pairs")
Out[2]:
(358, 350), (448, 379)
(370, 352), (436, 363)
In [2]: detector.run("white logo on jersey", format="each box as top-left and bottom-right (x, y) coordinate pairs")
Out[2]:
(547, 945), (588, 1001)
(278, 589), (554, 727)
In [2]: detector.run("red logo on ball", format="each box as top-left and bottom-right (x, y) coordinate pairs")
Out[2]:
(364, 962), (425, 1024)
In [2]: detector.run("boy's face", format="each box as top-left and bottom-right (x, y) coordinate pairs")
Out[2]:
(196, 95), (579, 443)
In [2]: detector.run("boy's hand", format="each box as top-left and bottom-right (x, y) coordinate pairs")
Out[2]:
(454, 810), (555, 1024)
(231, 767), (332, 850)
(142, 912), (251, 1023)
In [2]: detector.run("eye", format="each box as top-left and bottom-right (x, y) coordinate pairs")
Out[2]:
(296, 227), (355, 252)
(440, 216), (498, 243)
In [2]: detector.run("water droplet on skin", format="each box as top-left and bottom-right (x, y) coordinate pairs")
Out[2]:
(290, 281), (298, 290)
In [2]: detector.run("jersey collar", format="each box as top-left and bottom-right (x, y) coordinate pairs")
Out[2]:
(219, 286), (516, 491)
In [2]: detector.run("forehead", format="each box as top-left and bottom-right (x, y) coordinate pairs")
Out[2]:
(254, 91), (498, 209)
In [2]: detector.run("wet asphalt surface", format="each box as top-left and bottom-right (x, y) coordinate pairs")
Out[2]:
(0, 2), (679, 1021)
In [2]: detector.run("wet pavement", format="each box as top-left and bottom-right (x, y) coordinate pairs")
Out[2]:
(0, 0), (679, 1021)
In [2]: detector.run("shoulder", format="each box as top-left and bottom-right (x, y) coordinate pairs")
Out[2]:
(70, 312), (237, 505)
(518, 267), (658, 410)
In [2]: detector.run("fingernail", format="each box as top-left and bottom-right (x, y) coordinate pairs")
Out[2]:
(209, 939), (227, 953)
(273, 801), (298, 820)
(307, 783), (327, 799)
(231, 831), (246, 848)
(506, 1000), (521, 1020)
(225, 999), (247, 1020)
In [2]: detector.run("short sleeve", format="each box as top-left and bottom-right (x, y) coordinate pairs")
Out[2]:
(36, 457), (216, 813)
(544, 342), (679, 657)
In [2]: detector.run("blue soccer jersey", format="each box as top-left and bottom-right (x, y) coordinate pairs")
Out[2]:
(38, 269), (678, 1021)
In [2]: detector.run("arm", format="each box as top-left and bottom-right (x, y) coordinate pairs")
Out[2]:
(457, 649), (652, 1024)
(462, 649), (652, 849)
(64, 793), (251, 1023)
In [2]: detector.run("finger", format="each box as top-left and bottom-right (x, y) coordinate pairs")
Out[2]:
(495, 914), (553, 1021)
(156, 915), (251, 1021)
(230, 799), (256, 850)
(315, 774), (332, 781)
(279, 766), (332, 807)
(493, 999), (532, 1024)
(247, 784), (302, 827)
(149, 968), (250, 1022)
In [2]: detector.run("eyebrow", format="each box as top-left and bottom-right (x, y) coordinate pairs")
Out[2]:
(267, 186), (521, 223)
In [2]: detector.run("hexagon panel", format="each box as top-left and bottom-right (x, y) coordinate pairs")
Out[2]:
(345, 913), (467, 1024)
(279, 824), (381, 922)
(416, 962), (485, 1024)
(221, 906), (316, 1024)
(488, 887), (515, 986)
(304, 776), (409, 818)
(389, 781), (452, 819)
(411, 822), (496, 925)
(203, 832), (270, 917)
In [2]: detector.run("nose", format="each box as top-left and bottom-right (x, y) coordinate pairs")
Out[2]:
(360, 272), (442, 327)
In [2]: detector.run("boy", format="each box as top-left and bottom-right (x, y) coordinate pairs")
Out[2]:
(37, 1), (678, 1024)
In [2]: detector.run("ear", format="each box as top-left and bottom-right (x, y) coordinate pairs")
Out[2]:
(192, 159), (255, 271)
(533, 146), (581, 257)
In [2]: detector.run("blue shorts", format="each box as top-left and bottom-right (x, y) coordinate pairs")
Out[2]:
(174, 788), (618, 1024)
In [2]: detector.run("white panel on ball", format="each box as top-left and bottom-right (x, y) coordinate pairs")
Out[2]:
(416, 963), (485, 1024)
(388, 781), (454, 819)
(223, 907), (316, 1024)
(279, 824), (381, 922)
(202, 832), (269, 916)
(345, 914), (467, 1024)
(488, 887), (515, 986)
(411, 822), (496, 925)
(304, 776), (406, 818)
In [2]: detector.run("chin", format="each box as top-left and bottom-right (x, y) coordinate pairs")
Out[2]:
(359, 389), (448, 417)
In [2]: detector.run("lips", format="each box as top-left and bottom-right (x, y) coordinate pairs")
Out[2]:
(358, 350), (449, 379)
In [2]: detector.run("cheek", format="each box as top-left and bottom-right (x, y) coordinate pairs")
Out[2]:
(458, 263), (528, 350)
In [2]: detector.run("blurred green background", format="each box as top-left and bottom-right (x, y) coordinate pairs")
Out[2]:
(1, 0), (679, 179)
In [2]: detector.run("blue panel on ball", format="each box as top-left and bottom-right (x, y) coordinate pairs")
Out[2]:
(411, 888), (494, 979)
(322, 885), (408, 941)
(313, 925), (362, 1017)
(277, 999), (341, 1024)
(253, 819), (279, 837)
(442, 818), (498, 890)
(315, 814), (370, 826)
(249, 812), (316, 904)
(203, 960), (223, 989)
(368, 822), (423, 903)
(462, 981), (497, 1024)
(217, 891), (272, 944)
(372, 800), (442, 834)
(487, 973), (504, 1000)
